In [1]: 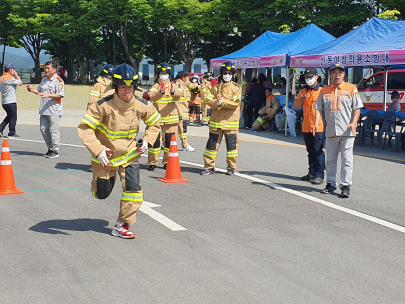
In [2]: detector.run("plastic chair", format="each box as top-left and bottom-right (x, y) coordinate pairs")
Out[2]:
(357, 110), (378, 145)
(383, 118), (405, 151)
(363, 112), (396, 148)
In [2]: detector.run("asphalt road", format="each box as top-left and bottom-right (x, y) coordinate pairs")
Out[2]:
(1, 125), (405, 304)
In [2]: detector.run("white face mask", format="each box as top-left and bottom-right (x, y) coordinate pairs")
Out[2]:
(305, 76), (317, 86)
(222, 74), (232, 82)
(392, 99), (398, 102)
(159, 74), (169, 81)
(192, 79), (197, 83)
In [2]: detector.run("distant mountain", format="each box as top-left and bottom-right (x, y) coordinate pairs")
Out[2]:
(2, 52), (52, 69)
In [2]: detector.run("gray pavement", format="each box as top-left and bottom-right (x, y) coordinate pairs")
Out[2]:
(0, 117), (405, 303)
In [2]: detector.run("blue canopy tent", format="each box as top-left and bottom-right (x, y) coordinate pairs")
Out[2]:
(211, 31), (284, 67)
(212, 24), (335, 136)
(290, 18), (405, 109)
(211, 24), (335, 69)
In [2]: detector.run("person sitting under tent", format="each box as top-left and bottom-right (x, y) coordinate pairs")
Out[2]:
(274, 92), (300, 133)
(387, 91), (401, 112)
(249, 88), (279, 131)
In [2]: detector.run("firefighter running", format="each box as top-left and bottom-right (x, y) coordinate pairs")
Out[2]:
(87, 64), (115, 110)
(201, 61), (242, 176)
(147, 62), (183, 171)
(78, 64), (161, 239)
(200, 72), (213, 126)
(175, 70), (195, 152)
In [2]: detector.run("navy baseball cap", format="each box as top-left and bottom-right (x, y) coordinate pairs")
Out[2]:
(329, 63), (345, 71)
(303, 68), (318, 77)
(4, 63), (15, 70)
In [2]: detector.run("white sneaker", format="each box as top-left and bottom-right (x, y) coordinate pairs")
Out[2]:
(183, 145), (196, 152)
(111, 223), (136, 239)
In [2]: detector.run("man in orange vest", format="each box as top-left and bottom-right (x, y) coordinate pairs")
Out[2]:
(313, 64), (363, 198)
(294, 68), (325, 184)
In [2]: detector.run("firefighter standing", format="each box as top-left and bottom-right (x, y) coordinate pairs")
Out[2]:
(189, 74), (202, 124)
(175, 71), (195, 152)
(87, 64), (115, 109)
(200, 72), (213, 126)
(148, 62), (183, 171)
(78, 64), (161, 239)
(201, 61), (242, 176)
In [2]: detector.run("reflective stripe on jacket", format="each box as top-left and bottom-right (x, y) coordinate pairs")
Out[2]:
(78, 93), (161, 167)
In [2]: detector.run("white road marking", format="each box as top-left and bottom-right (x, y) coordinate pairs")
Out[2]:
(8, 138), (405, 234)
(140, 201), (187, 231)
(9, 138), (86, 148)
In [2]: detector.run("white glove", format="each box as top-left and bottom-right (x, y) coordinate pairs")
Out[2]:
(97, 147), (113, 167)
(137, 140), (148, 154)
(216, 96), (223, 107)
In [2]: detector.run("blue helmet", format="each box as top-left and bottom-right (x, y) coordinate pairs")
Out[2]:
(156, 62), (172, 75)
(112, 64), (138, 87)
(100, 64), (114, 79)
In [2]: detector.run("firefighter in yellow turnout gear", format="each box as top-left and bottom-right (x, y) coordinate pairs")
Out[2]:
(201, 61), (242, 176)
(87, 64), (115, 110)
(147, 62), (183, 171)
(78, 64), (161, 239)
(175, 71), (195, 152)
(200, 72), (213, 126)
(250, 88), (280, 131)
(189, 74), (202, 123)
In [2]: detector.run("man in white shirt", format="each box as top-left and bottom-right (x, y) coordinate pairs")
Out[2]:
(27, 61), (65, 158)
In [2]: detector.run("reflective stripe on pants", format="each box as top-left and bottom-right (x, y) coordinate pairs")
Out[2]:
(91, 160), (143, 224)
(203, 128), (239, 170)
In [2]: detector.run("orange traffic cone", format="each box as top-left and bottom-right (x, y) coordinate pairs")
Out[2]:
(157, 134), (190, 184)
(0, 140), (24, 195)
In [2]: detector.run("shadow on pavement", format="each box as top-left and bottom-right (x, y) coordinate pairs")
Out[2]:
(55, 162), (92, 171)
(29, 218), (110, 235)
(250, 181), (324, 194)
(11, 150), (44, 157)
(239, 170), (301, 181)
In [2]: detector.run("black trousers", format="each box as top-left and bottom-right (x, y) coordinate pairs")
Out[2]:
(303, 132), (326, 178)
(246, 103), (260, 128)
(0, 103), (17, 136)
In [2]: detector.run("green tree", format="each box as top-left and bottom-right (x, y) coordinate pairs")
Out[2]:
(160, 0), (221, 71)
(378, 9), (401, 20)
(0, 0), (21, 72)
(90, 0), (155, 71)
(265, 0), (373, 37)
(8, 0), (56, 82)
(380, 0), (405, 19)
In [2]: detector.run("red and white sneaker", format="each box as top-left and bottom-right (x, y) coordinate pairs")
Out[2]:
(111, 223), (136, 239)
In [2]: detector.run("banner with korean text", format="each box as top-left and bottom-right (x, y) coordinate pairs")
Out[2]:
(211, 55), (287, 69)
(290, 50), (405, 67)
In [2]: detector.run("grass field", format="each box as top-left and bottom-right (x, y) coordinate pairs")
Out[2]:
(16, 84), (148, 110)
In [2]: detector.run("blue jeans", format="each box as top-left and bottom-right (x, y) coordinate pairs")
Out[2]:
(303, 132), (325, 178)
(0, 103), (17, 136)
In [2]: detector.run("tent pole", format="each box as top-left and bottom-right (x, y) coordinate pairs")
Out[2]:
(284, 67), (290, 137)
(383, 67), (388, 111)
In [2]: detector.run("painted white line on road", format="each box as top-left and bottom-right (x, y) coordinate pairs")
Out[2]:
(173, 162), (405, 234)
(10, 138), (405, 234)
(140, 201), (187, 231)
(8, 138), (86, 148)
